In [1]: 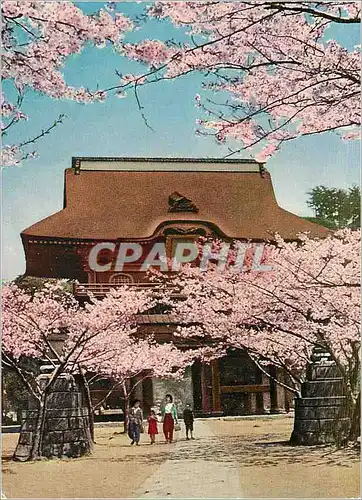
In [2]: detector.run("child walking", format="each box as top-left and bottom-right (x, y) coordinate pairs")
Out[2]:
(183, 403), (195, 440)
(147, 409), (158, 444)
(128, 399), (144, 446)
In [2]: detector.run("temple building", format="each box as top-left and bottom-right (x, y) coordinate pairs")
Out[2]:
(21, 157), (328, 417)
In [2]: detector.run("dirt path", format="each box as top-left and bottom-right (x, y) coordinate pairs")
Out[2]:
(208, 418), (360, 498)
(2, 417), (360, 499)
(2, 427), (168, 498)
(135, 420), (243, 498)
(135, 417), (359, 499)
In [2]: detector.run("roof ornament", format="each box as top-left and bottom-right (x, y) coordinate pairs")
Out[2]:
(168, 192), (199, 213)
(259, 164), (269, 178)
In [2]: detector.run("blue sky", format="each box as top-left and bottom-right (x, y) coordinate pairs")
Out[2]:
(2, 2), (360, 280)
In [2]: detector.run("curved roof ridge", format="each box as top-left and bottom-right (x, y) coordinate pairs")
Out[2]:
(22, 167), (328, 241)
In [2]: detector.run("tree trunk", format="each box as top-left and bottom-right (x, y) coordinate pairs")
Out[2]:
(348, 392), (360, 442)
(89, 405), (95, 443)
(28, 392), (47, 460)
(80, 370), (95, 442)
(123, 394), (130, 434)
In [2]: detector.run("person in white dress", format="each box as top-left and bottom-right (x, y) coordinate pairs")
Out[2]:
(161, 394), (178, 443)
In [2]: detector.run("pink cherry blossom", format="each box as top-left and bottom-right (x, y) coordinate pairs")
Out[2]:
(123, 39), (173, 65)
(166, 229), (360, 406)
(2, 281), (213, 419)
(1, 1), (132, 166)
(124, 1), (360, 159)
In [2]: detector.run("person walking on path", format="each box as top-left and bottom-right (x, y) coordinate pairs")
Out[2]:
(128, 399), (144, 446)
(147, 409), (158, 444)
(161, 394), (178, 443)
(183, 403), (195, 440)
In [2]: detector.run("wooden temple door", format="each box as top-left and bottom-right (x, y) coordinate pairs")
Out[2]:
(192, 362), (218, 415)
(211, 360), (221, 412)
(192, 351), (271, 416)
(218, 351), (267, 415)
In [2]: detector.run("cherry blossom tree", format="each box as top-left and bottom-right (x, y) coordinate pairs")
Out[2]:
(3, 2), (359, 166)
(85, 340), (209, 434)
(120, 1), (360, 160)
(2, 280), (216, 457)
(1, 282), (154, 459)
(163, 229), (360, 439)
(1, 1), (132, 166)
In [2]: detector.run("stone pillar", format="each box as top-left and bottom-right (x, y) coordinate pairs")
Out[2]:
(276, 368), (286, 412)
(152, 368), (193, 417)
(14, 373), (92, 461)
(250, 393), (257, 414)
(290, 347), (350, 445)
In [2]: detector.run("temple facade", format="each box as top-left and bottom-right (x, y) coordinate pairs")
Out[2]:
(21, 157), (328, 417)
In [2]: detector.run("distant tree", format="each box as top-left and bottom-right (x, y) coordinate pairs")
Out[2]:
(348, 185), (361, 229)
(307, 185), (360, 229)
(302, 217), (337, 230)
(2, 368), (35, 424)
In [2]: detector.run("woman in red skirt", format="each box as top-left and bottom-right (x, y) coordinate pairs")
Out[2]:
(161, 394), (178, 443)
(147, 410), (158, 444)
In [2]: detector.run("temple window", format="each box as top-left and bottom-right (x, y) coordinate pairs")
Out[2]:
(109, 273), (134, 285)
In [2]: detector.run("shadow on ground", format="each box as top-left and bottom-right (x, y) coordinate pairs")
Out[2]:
(3, 430), (359, 472)
(98, 433), (360, 469)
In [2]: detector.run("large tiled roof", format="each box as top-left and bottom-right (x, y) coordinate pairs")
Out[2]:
(22, 159), (329, 241)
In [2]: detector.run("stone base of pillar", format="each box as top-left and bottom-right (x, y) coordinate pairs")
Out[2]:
(290, 355), (350, 446)
(290, 396), (350, 445)
(14, 373), (92, 461)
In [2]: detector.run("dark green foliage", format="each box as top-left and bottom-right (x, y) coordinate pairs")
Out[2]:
(307, 185), (360, 229)
(302, 217), (337, 229)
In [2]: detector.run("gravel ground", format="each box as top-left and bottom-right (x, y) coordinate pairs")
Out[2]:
(2, 416), (360, 499)
(207, 418), (360, 499)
